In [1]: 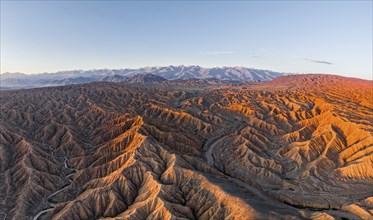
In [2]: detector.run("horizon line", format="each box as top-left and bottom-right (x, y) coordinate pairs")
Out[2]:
(1, 65), (371, 81)
(1, 64), (285, 75)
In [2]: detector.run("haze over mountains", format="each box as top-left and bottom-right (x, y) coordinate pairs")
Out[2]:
(1, 73), (372, 220)
(0, 66), (284, 88)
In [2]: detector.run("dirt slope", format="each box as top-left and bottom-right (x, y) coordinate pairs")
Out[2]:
(0, 75), (372, 220)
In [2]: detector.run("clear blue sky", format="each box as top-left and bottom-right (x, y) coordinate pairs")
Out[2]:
(1, 1), (372, 79)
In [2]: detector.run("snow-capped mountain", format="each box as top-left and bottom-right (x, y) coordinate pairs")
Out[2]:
(0, 65), (285, 88)
(116, 65), (284, 81)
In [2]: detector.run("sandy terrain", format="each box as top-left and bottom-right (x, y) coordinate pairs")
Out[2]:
(0, 74), (372, 219)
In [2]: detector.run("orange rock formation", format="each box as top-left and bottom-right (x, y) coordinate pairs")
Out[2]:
(0, 74), (372, 219)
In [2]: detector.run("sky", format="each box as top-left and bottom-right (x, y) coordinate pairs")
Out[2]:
(1, 1), (372, 79)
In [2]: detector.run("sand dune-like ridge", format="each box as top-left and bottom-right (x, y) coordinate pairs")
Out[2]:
(0, 74), (372, 220)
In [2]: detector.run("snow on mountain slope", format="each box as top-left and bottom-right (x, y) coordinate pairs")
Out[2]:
(0, 65), (285, 88)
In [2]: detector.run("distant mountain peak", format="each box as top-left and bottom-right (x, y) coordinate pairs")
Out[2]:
(0, 66), (285, 88)
(126, 73), (167, 83)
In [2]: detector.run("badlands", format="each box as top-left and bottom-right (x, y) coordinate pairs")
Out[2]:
(0, 74), (372, 220)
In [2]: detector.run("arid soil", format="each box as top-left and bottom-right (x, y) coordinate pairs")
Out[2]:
(0, 74), (372, 220)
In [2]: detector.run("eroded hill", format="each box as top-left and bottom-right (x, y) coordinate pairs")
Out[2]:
(0, 74), (372, 220)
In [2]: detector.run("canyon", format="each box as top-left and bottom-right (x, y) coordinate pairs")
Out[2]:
(0, 74), (372, 220)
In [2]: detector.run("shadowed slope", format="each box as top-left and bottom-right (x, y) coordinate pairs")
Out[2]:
(0, 75), (372, 220)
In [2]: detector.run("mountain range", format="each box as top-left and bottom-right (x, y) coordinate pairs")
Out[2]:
(0, 66), (285, 88)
